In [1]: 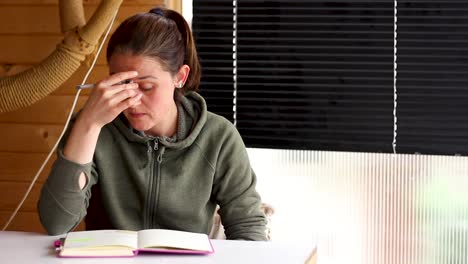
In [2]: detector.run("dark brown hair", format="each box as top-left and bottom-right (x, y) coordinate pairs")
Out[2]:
(106, 7), (201, 92)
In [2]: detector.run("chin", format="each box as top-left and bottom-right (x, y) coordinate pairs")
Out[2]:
(125, 117), (145, 128)
(130, 123), (152, 132)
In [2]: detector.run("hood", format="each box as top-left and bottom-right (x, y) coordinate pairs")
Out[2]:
(112, 91), (207, 150)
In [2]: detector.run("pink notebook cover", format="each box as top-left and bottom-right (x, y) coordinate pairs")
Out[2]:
(54, 238), (215, 258)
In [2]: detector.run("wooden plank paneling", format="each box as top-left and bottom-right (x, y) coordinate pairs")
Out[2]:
(0, 211), (85, 233)
(0, 95), (87, 124)
(0, 35), (112, 64)
(0, 0), (163, 5)
(0, 211), (47, 233)
(166, 0), (182, 13)
(0, 152), (53, 182)
(0, 182), (42, 211)
(0, 5), (160, 34)
(0, 4), (164, 63)
(0, 35), (61, 63)
(0, 123), (63, 153)
(0, 6), (61, 34)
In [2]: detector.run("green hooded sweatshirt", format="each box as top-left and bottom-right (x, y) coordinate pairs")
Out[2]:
(38, 91), (267, 240)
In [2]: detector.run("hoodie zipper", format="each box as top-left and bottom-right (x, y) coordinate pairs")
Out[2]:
(154, 139), (159, 151)
(145, 138), (163, 228)
(144, 140), (154, 228)
(152, 144), (163, 226)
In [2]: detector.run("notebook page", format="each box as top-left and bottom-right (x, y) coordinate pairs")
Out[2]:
(64, 230), (138, 250)
(137, 229), (212, 252)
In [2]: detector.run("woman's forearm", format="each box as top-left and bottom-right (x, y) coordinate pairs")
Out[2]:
(63, 116), (102, 189)
(63, 116), (101, 164)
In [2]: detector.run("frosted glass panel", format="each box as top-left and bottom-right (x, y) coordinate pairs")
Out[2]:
(249, 149), (468, 264)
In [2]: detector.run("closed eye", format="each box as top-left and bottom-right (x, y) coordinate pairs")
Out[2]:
(138, 82), (154, 91)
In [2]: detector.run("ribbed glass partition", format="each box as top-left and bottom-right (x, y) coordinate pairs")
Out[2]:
(249, 148), (468, 264)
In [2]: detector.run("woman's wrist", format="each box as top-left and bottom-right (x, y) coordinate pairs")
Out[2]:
(75, 113), (103, 135)
(63, 116), (102, 164)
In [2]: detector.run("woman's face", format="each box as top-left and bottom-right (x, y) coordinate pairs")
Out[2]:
(109, 53), (179, 136)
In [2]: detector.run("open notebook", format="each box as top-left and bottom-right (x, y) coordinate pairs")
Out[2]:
(56, 229), (214, 257)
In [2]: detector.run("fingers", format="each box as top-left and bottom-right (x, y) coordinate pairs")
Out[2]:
(91, 71), (142, 113)
(107, 86), (142, 108)
(116, 93), (143, 111)
(79, 70), (142, 127)
(101, 89), (142, 116)
(94, 71), (139, 97)
(100, 71), (138, 87)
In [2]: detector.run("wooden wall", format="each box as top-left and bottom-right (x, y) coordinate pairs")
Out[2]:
(0, 0), (176, 233)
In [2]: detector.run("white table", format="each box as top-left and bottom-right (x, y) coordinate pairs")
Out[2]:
(0, 231), (315, 264)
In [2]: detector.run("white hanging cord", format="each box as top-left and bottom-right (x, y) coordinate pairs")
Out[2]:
(232, 0), (238, 127)
(392, 0), (398, 154)
(1, 8), (119, 231)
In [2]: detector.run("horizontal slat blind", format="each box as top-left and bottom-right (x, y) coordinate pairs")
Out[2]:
(397, 1), (468, 155)
(192, 0), (235, 123)
(193, 0), (468, 155)
(236, 0), (394, 152)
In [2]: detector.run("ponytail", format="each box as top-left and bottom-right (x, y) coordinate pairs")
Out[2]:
(149, 7), (201, 92)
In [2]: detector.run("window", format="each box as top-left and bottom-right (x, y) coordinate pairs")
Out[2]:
(192, 0), (468, 155)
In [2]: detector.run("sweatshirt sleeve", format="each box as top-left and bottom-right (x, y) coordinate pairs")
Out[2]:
(37, 122), (97, 235)
(212, 124), (268, 241)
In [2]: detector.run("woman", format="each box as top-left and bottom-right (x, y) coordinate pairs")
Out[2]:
(38, 7), (267, 241)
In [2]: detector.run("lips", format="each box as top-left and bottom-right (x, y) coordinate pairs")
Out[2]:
(129, 112), (146, 118)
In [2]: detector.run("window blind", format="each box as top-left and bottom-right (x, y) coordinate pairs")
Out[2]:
(192, 0), (468, 155)
(235, 0), (394, 153)
(397, 1), (468, 155)
(192, 1), (235, 123)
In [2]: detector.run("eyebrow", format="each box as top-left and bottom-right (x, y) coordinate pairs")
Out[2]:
(136, 75), (158, 80)
(107, 74), (158, 81)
